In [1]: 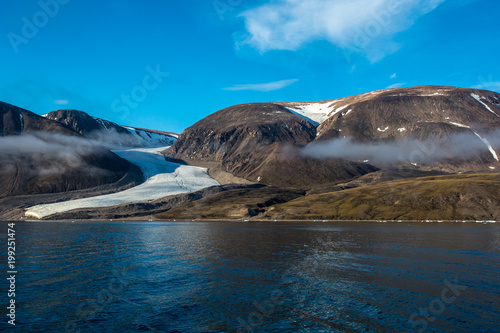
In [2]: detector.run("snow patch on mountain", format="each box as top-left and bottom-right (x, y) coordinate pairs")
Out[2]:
(449, 122), (470, 128)
(471, 93), (499, 117)
(284, 102), (337, 126)
(418, 92), (445, 97)
(25, 146), (220, 219)
(93, 117), (111, 130)
(472, 132), (499, 161)
(122, 126), (176, 147)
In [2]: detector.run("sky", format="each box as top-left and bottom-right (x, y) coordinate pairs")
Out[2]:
(1, 0), (499, 133)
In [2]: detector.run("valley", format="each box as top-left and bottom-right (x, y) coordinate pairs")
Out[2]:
(1, 85), (499, 221)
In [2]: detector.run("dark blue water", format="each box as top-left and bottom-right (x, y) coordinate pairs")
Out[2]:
(0, 221), (499, 332)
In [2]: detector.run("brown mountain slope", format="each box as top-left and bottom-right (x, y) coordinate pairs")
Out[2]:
(163, 103), (377, 188)
(165, 86), (499, 187)
(280, 86), (500, 142)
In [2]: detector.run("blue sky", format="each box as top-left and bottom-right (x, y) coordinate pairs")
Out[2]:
(1, 0), (499, 133)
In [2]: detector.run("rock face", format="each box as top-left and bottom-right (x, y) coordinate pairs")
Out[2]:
(164, 86), (500, 187)
(44, 109), (130, 136)
(301, 86), (500, 142)
(0, 102), (140, 198)
(0, 149), (133, 198)
(1, 102), (77, 136)
(45, 109), (177, 146)
(164, 103), (377, 188)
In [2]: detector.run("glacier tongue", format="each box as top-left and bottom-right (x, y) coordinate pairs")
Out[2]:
(24, 146), (220, 219)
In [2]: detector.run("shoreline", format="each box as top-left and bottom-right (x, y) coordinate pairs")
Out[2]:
(4, 218), (497, 224)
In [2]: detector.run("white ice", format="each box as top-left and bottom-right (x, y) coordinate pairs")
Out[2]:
(377, 126), (389, 132)
(25, 146), (220, 219)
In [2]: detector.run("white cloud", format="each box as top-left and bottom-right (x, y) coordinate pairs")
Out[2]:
(238, 0), (446, 61)
(386, 82), (406, 89)
(473, 81), (500, 93)
(391, 73), (397, 79)
(224, 79), (299, 92)
(54, 99), (69, 105)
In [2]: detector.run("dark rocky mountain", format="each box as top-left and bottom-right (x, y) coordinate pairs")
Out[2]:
(1, 101), (77, 136)
(45, 109), (177, 146)
(163, 103), (377, 188)
(0, 102), (141, 198)
(280, 86), (500, 142)
(44, 109), (130, 136)
(164, 86), (500, 188)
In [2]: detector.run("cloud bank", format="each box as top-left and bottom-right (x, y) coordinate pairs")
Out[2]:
(238, 0), (446, 61)
(300, 131), (500, 164)
(0, 130), (156, 177)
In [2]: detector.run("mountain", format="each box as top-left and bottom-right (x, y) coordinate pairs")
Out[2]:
(2, 85), (499, 221)
(0, 102), (142, 198)
(44, 109), (177, 147)
(163, 103), (378, 188)
(279, 86), (500, 169)
(164, 86), (500, 188)
(280, 86), (500, 141)
(1, 101), (77, 136)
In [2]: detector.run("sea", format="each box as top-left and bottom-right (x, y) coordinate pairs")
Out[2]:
(0, 221), (498, 332)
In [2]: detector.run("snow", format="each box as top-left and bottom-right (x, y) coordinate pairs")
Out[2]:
(417, 93), (445, 97)
(343, 109), (353, 116)
(411, 162), (418, 167)
(449, 122), (470, 128)
(333, 104), (349, 114)
(377, 126), (389, 132)
(490, 167), (496, 170)
(122, 127), (175, 147)
(472, 132), (499, 161)
(284, 102), (338, 126)
(447, 121), (498, 160)
(471, 93), (500, 118)
(24, 146), (220, 219)
(93, 117), (110, 130)
(397, 128), (406, 132)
